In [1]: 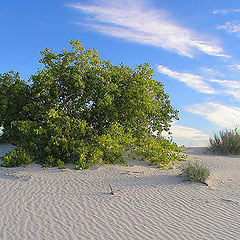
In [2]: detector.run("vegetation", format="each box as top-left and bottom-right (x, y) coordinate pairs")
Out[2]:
(1, 147), (32, 167)
(179, 161), (210, 184)
(0, 40), (185, 169)
(209, 128), (240, 155)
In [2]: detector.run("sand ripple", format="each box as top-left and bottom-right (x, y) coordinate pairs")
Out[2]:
(1, 146), (240, 239)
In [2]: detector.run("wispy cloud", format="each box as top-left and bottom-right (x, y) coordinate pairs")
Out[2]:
(157, 65), (240, 100)
(186, 102), (240, 128)
(162, 124), (209, 147)
(170, 125), (209, 139)
(68, 0), (227, 58)
(210, 79), (240, 89)
(157, 65), (217, 94)
(233, 64), (240, 70)
(201, 66), (225, 78)
(213, 9), (240, 15)
(228, 63), (240, 71)
(217, 21), (240, 35)
(210, 79), (240, 101)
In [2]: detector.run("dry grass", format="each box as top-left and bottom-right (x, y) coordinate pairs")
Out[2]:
(209, 128), (240, 155)
(179, 161), (210, 184)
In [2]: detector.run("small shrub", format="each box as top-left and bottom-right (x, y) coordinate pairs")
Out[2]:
(209, 128), (240, 155)
(1, 147), (32, 167)
(179, 161), (210, 184)
(57, 160), (65, 169)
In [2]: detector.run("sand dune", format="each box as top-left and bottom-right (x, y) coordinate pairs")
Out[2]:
(0, 145), (239, 240)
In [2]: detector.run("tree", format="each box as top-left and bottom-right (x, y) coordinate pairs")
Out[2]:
(0, 40), (185, 169)
(0, 71), (31, 143)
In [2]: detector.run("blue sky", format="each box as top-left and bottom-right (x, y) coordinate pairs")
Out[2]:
(1, 0), (240, 147)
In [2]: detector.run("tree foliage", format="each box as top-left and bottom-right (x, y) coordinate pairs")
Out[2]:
(0, 41), (185, 169)
(0, 71), (31, 142)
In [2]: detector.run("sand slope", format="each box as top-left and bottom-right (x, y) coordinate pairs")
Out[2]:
(0, 145), (239, 240)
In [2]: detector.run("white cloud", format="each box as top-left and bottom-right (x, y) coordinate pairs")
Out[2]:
(186, 102), (240, 128)
(157, 65), (217, 94)
(162, 124), (209, 147)
(170, 125), (209, 139)
(213, 9), (240, 15)
(217, 21), (240, 34)
(201, 66), (226, 78)
(210, 79), (240, 101)
(228, 63), (240, 71)
(69, 0), (227, 58)
(210, 79), (240, 89)
(157, 65), (240, 100)
(213, 10), (228, 15)
(224, 90), (240, 101)
(234, 64), (240, 70)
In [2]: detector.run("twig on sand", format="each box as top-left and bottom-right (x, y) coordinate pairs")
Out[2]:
(109, 185), (114, 195)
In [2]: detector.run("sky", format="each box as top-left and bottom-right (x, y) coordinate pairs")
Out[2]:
(1, 0), (240, 147)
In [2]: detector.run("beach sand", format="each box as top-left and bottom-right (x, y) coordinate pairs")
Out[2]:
(0, 145), (239, 240)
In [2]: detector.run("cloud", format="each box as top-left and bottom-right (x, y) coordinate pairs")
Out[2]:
(234, 64), (240, 70)
(213, 10), (228, 15)
(217, 21), (240, 34)
(157, 65), (240, 100)
(68, 0), (226, 58)
(210, 79), (240, 89)
(186, 102), (240, 128)
(224, 90), (240, 101)
(213, 9), (240, 15)
(157, 65), (217, 94)
(162, 124), (209, 147)
(170, 125), (209, 139)
(210, 79), (240, 101)
(228, 63), (240, 71)
(201, 66), (226, 78)
(201, 67), (219, 74)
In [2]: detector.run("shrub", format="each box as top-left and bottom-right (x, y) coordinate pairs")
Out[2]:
(57, 160), (65, 169)
(179, 161), (210, 184)
(1, 147), (32, 167)
(132, 134), (186, 169)
(209, 128), (240, 155)
(0, 41), (184, 169)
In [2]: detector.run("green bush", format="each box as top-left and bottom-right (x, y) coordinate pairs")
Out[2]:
(1, 147), (32, 167)
(0, 40), (184, 169)
(179, 161), (210, 184)
(132, 134), (186, 169)
(57, 160), (65, 169)
(209, 128), (240, 155)
(0, 71), (31, 143)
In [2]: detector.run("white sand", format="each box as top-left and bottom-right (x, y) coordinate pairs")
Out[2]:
(0, 145), (239, 240)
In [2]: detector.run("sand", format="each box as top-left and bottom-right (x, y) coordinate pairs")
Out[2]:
(0, 145), (239, 240)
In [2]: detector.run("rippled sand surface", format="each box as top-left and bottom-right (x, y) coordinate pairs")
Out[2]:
(1, 145), (239, 240)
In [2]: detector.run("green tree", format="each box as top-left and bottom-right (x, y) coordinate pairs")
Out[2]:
(0, 71), (31, 143)
(0, 40), (185, 169)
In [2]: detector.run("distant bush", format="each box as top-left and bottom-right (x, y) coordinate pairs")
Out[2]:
(209, 128), (240, 155)
(179, 161), (210, 184)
